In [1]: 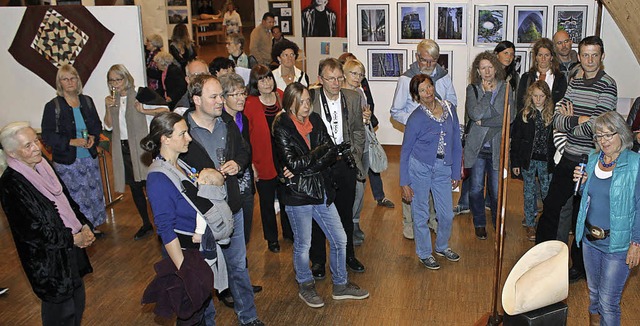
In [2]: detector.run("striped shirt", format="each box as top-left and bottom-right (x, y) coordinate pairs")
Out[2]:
(553, 70), (617, 158)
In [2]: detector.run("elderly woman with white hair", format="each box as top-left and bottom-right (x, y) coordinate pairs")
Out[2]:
(573, 111), (640, 326)
(41, 64), (106, 236)
(145, 33), (165, 96)
(153, 51), (187, 110)
(0, 122), (95, 325)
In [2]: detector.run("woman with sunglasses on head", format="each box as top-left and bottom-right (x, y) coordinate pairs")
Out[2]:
(573, 111), (640, 326)
(104, 64), (169, 240)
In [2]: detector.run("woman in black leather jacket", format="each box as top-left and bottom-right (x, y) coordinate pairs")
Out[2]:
(272, 82), (369, 308)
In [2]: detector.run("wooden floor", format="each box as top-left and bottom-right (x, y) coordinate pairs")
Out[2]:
(1, 146), (640, 325)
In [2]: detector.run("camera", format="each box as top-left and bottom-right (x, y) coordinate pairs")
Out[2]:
(337, 142), (357, 169)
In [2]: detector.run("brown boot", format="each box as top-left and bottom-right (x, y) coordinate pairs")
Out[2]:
(589, 313), (600, 326)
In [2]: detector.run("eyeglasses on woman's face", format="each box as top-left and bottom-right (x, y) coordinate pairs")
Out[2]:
(227, 91), (247, 99)
(108, 77), (124, 84)
(593, 132), (617, 142)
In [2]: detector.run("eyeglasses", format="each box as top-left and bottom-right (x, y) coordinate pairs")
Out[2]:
(227, 91), (247, 98)
(593, 132), (617, 141)
(108, 77), (124, 83)
(349, 71), (365, 79)
(60, 77), (78, 83)
(416, 55), (435, 65)
(321, 76), (345, 83)
(555, 39), (571, 46)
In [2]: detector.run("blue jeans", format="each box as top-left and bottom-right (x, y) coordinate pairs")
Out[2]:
(469, 152), (498, 228)
(221, 209), (258, 324)
(286, 198), (348, 285)
(521, 160), (550, 227)
(368, 169), (385, 201)
(456, 177), (470, 208)
(582, 242), (630, 325)
(409, 157), (455, 259)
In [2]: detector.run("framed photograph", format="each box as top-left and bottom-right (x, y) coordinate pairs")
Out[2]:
(167, 0), (186, 6)
(435, 3), (467, 44)
(515, 50), (528, 75)
(474, 5), (507, 46)
(412, 49), (453, 76)
(553, 5), (588, 45)
(358, 4), (389, 45)
(368, 49), (406, 81)
(397, 2), (429, 44)
(269, 1), (294, 36)
(167, 8), (188, 25)
(514, 6), (548, 46)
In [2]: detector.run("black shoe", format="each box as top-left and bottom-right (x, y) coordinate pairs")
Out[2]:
(475, 227), (487, 240)
(93, 230), (106, 239)
(569, 267), (585, 283)
(346, 257), (365, 273)
(252, 285), (263, 293)
(267, 241), (280, 253)
(241, 319), (265, 326)
(311, 263), (326, 280)
(217, 289), (234, 308)
(133, 225), (153, 240)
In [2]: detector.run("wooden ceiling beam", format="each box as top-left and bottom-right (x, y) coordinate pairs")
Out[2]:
(601, 0), (640, 63)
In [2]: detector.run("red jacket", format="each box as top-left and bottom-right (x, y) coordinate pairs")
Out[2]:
(244, 91), (284, 180)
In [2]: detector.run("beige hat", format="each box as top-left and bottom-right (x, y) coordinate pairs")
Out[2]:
(502, 240), (569, 315)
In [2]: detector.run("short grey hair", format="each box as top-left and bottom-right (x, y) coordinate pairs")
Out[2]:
(153, 51), (176, 69)
(593, 111), (633, 152)
(219, 73), (246, 97)
(0, 121), (31, 153)
(147, 34), (164, 49)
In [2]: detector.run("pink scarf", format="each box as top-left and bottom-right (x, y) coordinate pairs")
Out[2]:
(7, 156), (82, 233)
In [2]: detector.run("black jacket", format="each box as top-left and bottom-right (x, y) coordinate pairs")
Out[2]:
(41, 95), (103, 164)
(272, 111), (337, 206)
(164, 64), (187, 110)
(0, 167), (93, 303)
(180, 109), (251, 213)
(516, 71), (568, 111)
(510, 110), (555, 172)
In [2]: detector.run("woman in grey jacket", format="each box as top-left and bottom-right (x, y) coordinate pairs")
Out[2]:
(463, 51), (515, 240)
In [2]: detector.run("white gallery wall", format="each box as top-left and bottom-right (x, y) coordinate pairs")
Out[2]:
(0, 6), (146, 129)
(345, 0), (637, 145)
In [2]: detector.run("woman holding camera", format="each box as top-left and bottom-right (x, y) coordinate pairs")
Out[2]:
(573, 111), (640, 326)
(400, 74), (462, 270)
(272, 82), (368, 308)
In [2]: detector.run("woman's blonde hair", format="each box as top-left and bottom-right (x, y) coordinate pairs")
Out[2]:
(593, 111), (633, 153)
(107, 64), (135, 92)
(521, 80), (554, 126)
(55, 64), (83, 97)
(153, 51), (176, 69)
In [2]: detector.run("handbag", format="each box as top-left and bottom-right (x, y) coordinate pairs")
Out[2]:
(366, 124), (388, 173)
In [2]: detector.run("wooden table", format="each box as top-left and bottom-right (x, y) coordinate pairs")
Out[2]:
(192, 18), (224, 47)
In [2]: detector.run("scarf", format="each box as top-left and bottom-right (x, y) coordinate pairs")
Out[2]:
(7, 156), (82, 233)
(290, 113), (313, 149)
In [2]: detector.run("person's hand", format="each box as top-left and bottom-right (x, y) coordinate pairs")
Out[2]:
(577, 115), (590, 124)
(74, 225), (95, 248)
(220, 160), (240, 176)
(70, 138), (88, 147)
(166, 96), (173, 103)
(85, 135), (95, 148)
(134, 101), (144, 113)
(401, 185), (414, 203)
(198, 168), (224, 185)
(573, 165), (588, 184)
(482, 79), (495, 92)
(362, 105), (372, 125)
(512, 167), (520, 176)
(283, 166), (294, 179)
(626, 244), (640, 269)
(451, 180), (460, 189)
(635, 131), (640, 143)
(558, 100), (574, 117)
(192, 233), (203, 244)
(105, 95), (116, 108)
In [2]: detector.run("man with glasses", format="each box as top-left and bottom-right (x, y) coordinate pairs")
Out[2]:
(180, 75), (264, 326)
(308, 58), (366, 278)
(390, 39), (457, 240)
(535, 36), (617, 283)
(553, 30), (581, 83)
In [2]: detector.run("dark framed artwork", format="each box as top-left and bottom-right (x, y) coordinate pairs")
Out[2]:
(368, 49), (406, 81)
(300, 0), (347, 37)
(515, 50), (528, 75)
(514, 6), (548, 46)
(411, 49), (452, 76)
(397, 2), (429, 44)
(358, 4), (389, 45)
(269, 0), (294, 36)
(474, 5), (507, 47)
(167, 8), (188, 25)
(435, 3), (467, 44)
(553, 5), (588, 46)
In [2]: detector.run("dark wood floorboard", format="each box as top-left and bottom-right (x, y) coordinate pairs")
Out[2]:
(1, 146), (639, 325)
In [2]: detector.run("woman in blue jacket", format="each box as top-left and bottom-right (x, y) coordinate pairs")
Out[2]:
(573, 111), (640, 326)
(41, 64), (105, 234)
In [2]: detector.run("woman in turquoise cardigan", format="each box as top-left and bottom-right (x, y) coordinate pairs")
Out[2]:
(573, 111), (640, 326)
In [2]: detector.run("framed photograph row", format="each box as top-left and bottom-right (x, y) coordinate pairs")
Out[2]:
(367, 49), (453, 81)
(357, 4), (588, 48)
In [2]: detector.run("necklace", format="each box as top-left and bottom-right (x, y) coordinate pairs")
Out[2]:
(156, 154), (199, 183)
(599, 151), (618, 168)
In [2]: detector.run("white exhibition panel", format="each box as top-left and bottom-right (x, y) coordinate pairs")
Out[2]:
(0, 6), (146, 129)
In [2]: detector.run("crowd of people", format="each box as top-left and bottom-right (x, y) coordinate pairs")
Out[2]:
(0, 10), (638, 326)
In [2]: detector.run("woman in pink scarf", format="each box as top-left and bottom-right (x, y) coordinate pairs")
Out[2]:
(0, 122), (95, 326)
